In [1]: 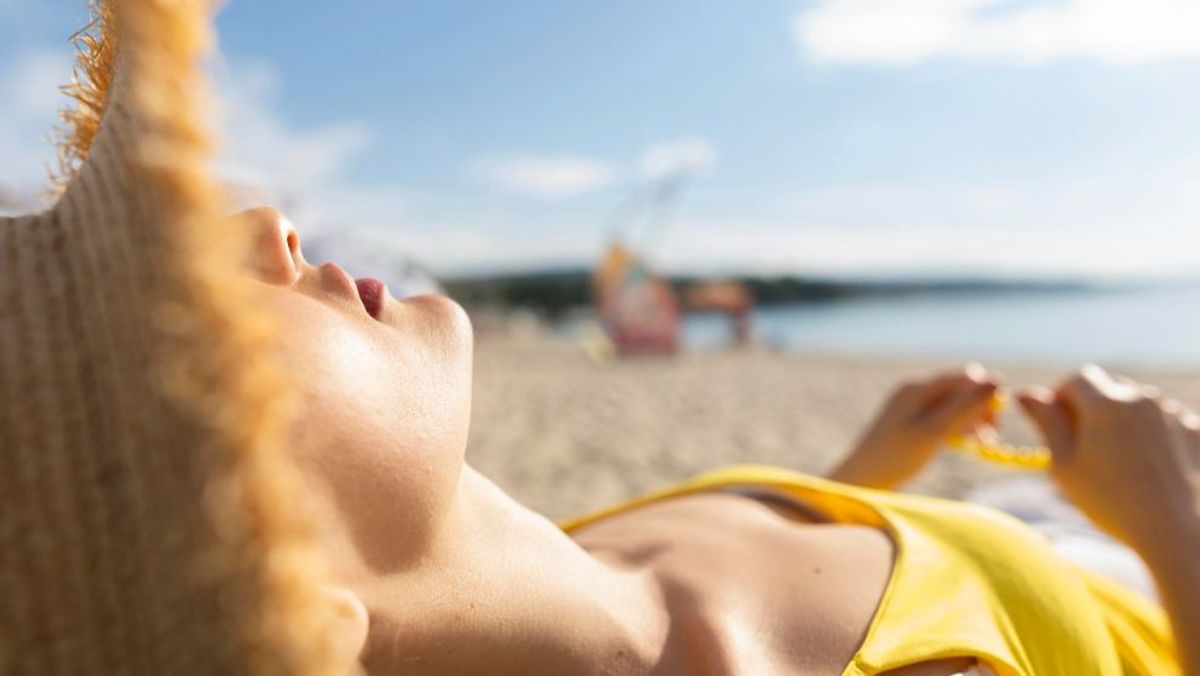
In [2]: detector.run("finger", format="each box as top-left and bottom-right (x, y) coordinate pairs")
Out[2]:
(1181, 411), (1200, 432)
(1163, 398), (1183, 416)
(890, 365), (988, 417)
(1172, 412), (1200, 469)
(980, 406), (998, 429)
(962, 361), (989, 384)
(1114, 374), (1163, 401)
(925, 381), (998, 434)
(1186, 422), (1200, 467)
(915, 363), (996, 409)
(1018, 387), (1074, 457)
(1164, 398), (1200, 432)
(1056, 364), (1118, 414)
(971, 422), (1000, 445)
(980, 386), (1008, 427)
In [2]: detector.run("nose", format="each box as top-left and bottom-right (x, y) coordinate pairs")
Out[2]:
(238, 206), (304, 284)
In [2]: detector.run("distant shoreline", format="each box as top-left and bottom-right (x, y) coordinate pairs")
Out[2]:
(443, 267), (1172, 319)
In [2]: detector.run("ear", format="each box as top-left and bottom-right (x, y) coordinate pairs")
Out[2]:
(322, 586), (369, 674)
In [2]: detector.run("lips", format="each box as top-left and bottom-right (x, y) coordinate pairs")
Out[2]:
(355, 277), (385, 319)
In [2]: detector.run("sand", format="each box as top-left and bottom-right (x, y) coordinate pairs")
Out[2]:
(466, 333), (1200, 521)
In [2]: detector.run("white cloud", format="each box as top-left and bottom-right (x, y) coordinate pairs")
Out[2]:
(11, 48), (70, 116)
(639, 137), (717, 180)
(795, 0), (1200, 66)
(0, 46), (73, 212)
(657, 220), (1200, 280)
(651, 174), (1200, 279)
(469, 137), (718, 200)
(210, 59), (372, 198)
(470, 155), (615, 199)
(203, 57), (452, 290)
(0, 49), (375, 217)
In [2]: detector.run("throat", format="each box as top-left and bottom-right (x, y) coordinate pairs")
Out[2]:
(362, 466), (669, 676)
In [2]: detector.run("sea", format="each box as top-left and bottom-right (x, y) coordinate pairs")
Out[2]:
(681, 284), (1200, 369)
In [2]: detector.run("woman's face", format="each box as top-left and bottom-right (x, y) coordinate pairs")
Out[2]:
(239, 207), (474, 573)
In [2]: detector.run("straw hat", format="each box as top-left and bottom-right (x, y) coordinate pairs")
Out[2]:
(1, 1), (344, 673)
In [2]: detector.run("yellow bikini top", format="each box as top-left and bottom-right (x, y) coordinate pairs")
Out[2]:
(560, 465), (1178, 676)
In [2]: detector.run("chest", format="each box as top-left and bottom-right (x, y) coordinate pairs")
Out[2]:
(572, 491), (989, 676)
(573, 492), (895, 675)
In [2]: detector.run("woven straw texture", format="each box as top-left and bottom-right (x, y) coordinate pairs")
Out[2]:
(0, 1), (340, 673)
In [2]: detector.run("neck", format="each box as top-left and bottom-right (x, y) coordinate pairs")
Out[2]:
(359, 466), (670, 675)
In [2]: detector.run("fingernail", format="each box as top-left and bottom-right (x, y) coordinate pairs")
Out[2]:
(1025, 385), (1053, 400)
(977, 425), (999, 444)
(965, 362), (987, 381)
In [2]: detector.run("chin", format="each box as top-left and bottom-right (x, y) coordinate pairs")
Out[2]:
(385, 293), (475, 358)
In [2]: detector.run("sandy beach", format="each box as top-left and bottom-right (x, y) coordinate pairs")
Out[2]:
(467, 334), (1200, 520)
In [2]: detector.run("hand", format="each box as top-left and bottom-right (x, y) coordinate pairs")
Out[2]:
(1018, 365), (1200, 558)
(829, 364), (1000, 490)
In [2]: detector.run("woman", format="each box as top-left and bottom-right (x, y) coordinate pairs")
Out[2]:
(0, 2), (1192, 674)
(244, 206), (1190, 675)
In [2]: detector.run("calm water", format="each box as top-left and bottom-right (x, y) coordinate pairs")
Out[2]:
(683, 285), (1200, 368)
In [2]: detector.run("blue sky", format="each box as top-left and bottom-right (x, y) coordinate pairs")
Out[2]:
(4, 1), (1200, 279)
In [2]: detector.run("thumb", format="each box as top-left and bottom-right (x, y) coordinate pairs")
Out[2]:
(1018, 387), (1074, 459)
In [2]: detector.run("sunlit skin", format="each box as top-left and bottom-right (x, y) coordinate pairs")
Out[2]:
(239, 206), (1200, 675)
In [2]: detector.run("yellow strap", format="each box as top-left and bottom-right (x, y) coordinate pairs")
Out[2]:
(949, 436), (1052, 470)
(948, 392), (1052, 470)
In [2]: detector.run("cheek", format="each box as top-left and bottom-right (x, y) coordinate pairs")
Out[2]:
(273, 293), (472, 571)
